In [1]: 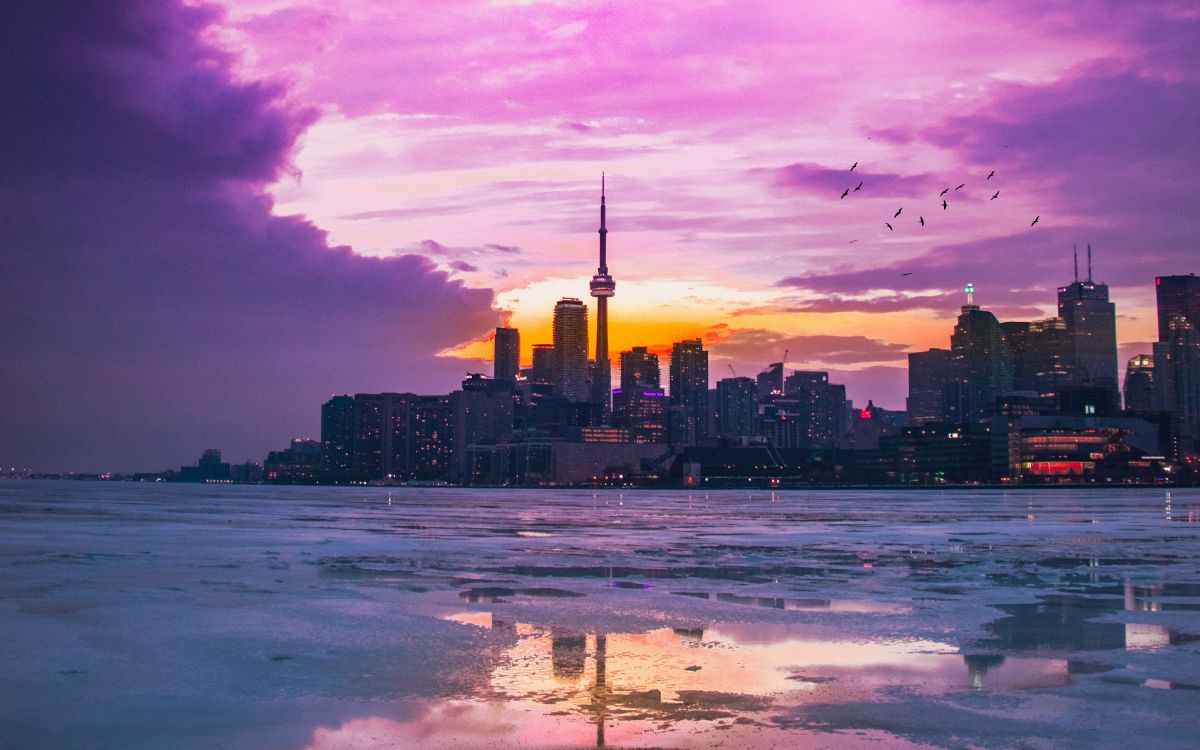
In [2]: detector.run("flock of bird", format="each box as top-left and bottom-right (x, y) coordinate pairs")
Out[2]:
(838, 161), (1040, 254)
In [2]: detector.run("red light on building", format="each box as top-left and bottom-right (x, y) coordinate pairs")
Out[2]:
(860, 408), (871, 419)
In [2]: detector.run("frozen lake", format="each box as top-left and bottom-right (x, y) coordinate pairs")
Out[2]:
(2, 482), (1199, 749)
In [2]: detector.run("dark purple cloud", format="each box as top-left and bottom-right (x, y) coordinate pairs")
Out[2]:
(0, 1), (500, 472)
(763, 162), (936, 198)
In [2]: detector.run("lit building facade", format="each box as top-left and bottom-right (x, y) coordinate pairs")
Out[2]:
(552, 298), (590, 402)
(1155, 274), (1200, 340)
(669, 339), (710, 445)
(715, 376), (758, 439)
(1057, 249), (1118, 400)
(1124, 354), (1155, 412)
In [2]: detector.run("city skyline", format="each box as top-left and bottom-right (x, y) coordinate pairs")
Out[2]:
(3, 1), (1199, 472)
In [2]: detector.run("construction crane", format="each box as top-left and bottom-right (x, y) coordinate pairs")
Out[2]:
(727, 363), (738, 378)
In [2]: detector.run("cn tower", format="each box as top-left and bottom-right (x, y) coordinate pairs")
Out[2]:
(589, 174), (615, 413)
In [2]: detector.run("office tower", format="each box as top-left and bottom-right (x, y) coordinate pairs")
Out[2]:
(552, 298), (590, 402)
(949, 287), (1014, 422)
(320, 395), (355, 482)
(756, 362), (783, 400)
(1057, 245), (1118, 397)
(494, 327), (520, 383)
(907, 349), (951, 425)
(1155, 274), (1200, 340)
(669, 339), (710, 444)
(782, 370), (847, 447)
(620, 346), (660, 391)
(611, 387), (668, 443)
(1154, 316), (1200, 452)
(999, 322), (1030, 390)
(1124, 354), (1155, 412)
(452, 374), (515, 480)
(530, 344), (555, 384)
(1024, 318), (1074, 400)
(715, 376), (758, 439)
(589, 175), (616, 411)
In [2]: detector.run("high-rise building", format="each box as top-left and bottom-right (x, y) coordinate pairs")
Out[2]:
(494, 327), (520, 384)
(552, 298), (589, 402)
(715, 376), (758, 439)
(530, 344), (555, 384)
(782, 370), (847, 447)
(589, 175), (616, 412)
(669, 339), (710, 444)
(320, 395), (355, 482)
(1153, 316), (1200, 454)
(452, 375), (515, 480)
(756, 362), (784, 400)
(1057, 246), (1118, 398)
(620, 346), (660, 392)
(949, 287), (1014, 422)
(907, 349), (951, 425)
(1000, 322), (1031, 390)
(611, 387), (668, 443)
(1124, 354), (1155, 412)
(1155, 274), (1200, 340)
(1024, 318), (1074, 400)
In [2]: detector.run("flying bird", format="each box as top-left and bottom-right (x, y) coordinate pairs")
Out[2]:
(885, 222), (894, 231)
(1031, 216), (1040, 226)
(991, 190), (999, 200)
(940, 187), (950, 196)
(841, 188), (850, 199)
(942, 199), (948, 210)
(850, 161), (858, 171)
(955, 183), (965, 191)
(854, 181), (863, 191)
(848, 239), (859, 244)
(894, 207), (903, 218)
(987, 170), (995, 180)
(901, 272), (913, 276)
(919, 216), (925, 226)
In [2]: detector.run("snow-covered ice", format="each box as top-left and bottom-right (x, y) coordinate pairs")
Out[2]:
(2, 482), (1198, 749)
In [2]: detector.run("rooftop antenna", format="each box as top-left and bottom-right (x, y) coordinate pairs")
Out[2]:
(1087, 243), (1093, 283)
(1073, 244), (1079, 283)
(965, 282), (975, 306)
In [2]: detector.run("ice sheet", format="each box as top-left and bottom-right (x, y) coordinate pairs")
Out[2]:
(1, 482), (1198, 748)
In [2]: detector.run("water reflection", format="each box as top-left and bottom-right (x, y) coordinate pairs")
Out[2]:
(436, 614), (1072, 746)
(982, 590), (1189, 652)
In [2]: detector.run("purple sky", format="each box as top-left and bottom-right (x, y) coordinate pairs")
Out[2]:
(2, 0), (1197, 471)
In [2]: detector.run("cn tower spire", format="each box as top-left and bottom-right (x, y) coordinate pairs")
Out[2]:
(599, 172), (608, 273)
